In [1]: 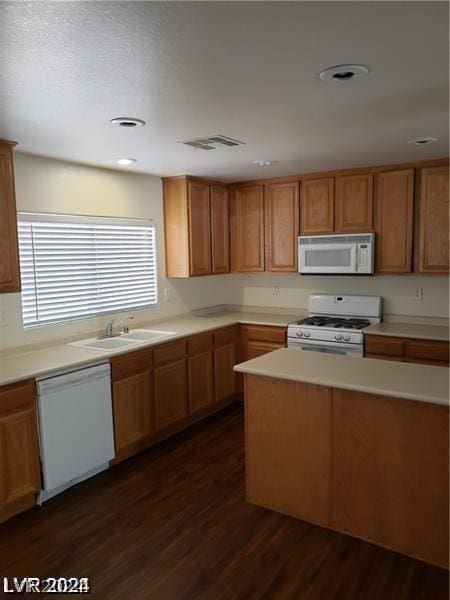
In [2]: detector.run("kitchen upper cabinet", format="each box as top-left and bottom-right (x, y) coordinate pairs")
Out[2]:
(111, 349), (153, 460)
(213, 327), (238, 402)
(163, 176), (211, 277)
(188, 333), (214, 414)
(0, 140), (20, 294)
(300, 177), (334, 235)
(264, 181), (299, 272)
(188, 180), (212, 276)
(230, 185), (265, 272)
(335, 173), (373, 233)
(0, 380), (40, 524)
(210, 185), (230, 274)
(374, 169), (414, 274)
(416, 166), (449, 273)
(153, 340), (188, 431)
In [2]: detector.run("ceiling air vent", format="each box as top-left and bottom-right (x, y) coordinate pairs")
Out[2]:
(179, 135), (245, 150)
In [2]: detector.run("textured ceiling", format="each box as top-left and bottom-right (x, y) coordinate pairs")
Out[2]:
(0, 1), (448, 181)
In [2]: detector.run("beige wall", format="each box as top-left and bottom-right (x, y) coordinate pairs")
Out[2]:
(0, 153), (448, 351)
(0, 153), (233, 350)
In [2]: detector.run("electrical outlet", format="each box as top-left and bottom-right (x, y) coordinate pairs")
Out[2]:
(414, 288), (423, 301)
(164, 288), (171, 302)
(273, 283), (280, 295)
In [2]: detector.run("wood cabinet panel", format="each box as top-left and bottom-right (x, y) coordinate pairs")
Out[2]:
(112, 371), (152, 452)
(417, 166), (449, 273)
(214, 326), (236, 347)
(111, 349), (152, 381)
(335, 173), (373, 232)
(264, 181), (299, 271)
(210, 185), (230, 274)
(0, 381), (40, 521)
(188, 349), (214, 414)
(154, 359), (188, 431)
(230, 185), (265, 272)
(374, 169), (414, 273)
(188, 332), (213, 355)
(242, 325), (286, 345)
(331, 389), (449, 568)
(405, 339), (449, 364)
(188, 180), (211, 276)
(0, 141), (20, 293)
(163, 177), (190, 277)
(214, 343), (236, 402)
(245, 375), (331, 525)
(365, 335), (404, 357)
(247, 341), (284, 359)
(300, 177), (334, 235)
(153, 340), (186, 366)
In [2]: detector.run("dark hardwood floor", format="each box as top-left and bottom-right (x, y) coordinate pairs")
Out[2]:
(0, 403), (448, 599)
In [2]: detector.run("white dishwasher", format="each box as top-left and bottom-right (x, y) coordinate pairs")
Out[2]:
(36, 362), (115, 503)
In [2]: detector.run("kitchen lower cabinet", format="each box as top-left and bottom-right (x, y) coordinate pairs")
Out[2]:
(111, 349), (153, 460)
(0, 380), (40, 524)
(188, 333), (214, 414)
(365, 335), (449, 367)
(154, 358), (188, 431)
(241, 325), (286, 360)
(214, 326), (238, 402)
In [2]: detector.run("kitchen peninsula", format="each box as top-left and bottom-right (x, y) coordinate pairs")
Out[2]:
(234, 349), (449, 569)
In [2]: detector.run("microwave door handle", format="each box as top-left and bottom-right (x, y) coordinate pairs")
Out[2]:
(350, 245), (357, 272)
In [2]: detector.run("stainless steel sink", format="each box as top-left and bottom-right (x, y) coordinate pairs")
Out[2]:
(123, 329), (177, 342)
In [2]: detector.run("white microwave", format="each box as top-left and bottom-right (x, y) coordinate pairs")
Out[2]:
(298, 233), (375, 275)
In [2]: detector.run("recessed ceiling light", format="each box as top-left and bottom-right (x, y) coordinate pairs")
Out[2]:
(252, 160), (275, 166)
(319, 64), (369, 82)
(110, 117), (146, 128)
(407, 137), (438, 146)
(117, 158), (137, 166)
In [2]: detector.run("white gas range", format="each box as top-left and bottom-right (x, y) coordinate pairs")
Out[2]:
(287, 294), (382, 357)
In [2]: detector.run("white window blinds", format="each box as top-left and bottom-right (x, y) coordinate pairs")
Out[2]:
(18, 213), (158, 327)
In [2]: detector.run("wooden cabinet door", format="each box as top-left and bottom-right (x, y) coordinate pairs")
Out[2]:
(188, 180), (211, 276)
(417, 166), (449, 273)
(188, 349), (214, 413)
(112, 371), (152, 453)
(0, 381), (40, 519)
(300, 177), (334, 235)
(335, 173), (373, 232)
(154, 359), (188, 431)
(230, 185), (265, 272)
(210, 185), (230, 274)
(214, 343), (236, 402)
(374, 169), (413, 273)
(247, 341), (284, 359)
(265, 181), (299, 272)
(332, 389), (449, 568)
(246, 376), (331, 526)
(0, 142), (20, 293)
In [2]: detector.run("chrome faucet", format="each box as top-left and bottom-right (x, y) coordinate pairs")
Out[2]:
(100, 315), (134, 339)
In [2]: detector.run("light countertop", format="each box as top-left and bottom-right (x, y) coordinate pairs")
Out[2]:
(234, 348), (449, 406)
(364, 321), (449, 342)
(0, 311), (300, 387)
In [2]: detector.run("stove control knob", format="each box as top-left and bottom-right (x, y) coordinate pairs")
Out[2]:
(335, 334), (343, 341)
(304, 331), (311, 338)
(296, 330), (303, 338)
(343, 334), (351, 342)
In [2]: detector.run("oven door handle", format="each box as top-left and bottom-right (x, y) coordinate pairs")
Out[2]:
(301, 346), (347, 356)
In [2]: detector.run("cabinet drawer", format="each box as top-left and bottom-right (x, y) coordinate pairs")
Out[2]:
(0, 380), (35, 417)
(111, 349), (153, 381)
(214, 326), (237, 347)
(153, 339), (186, 366)
(188, 332), (213, 355)
(405, 340), (449, 364)
(365, 353), (405, 363)
(247, 341), (284, 359)
(365, 335), (404, 358)
(244, 325), (286, 344)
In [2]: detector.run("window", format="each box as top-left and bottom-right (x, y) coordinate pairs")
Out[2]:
(18, 213), (158, 327)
